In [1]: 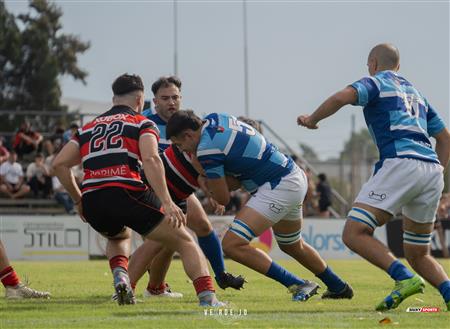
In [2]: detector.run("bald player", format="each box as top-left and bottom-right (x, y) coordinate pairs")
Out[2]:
(298, 43), (450, 311)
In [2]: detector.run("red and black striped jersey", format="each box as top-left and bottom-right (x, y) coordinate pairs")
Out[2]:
(161, 145), (199, 201)
(71, 105), (159, 194)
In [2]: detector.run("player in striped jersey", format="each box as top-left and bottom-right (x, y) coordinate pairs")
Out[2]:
(167, 111), (353, 302)
(1, 240), (50, 299)
(128, 77), (245, 298)
(53, 74), (224, 307)
(298, 43), (450, 311)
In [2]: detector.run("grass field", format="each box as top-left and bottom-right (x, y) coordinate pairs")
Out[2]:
(1, 259), (449, 329)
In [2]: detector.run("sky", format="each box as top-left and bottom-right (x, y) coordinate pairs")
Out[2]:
(5, 0), (450, 160)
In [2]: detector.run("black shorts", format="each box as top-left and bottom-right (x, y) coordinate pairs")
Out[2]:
(82, 187), (164, 237)
(140, 169), (188, 213)
(318, 200), (331, 212)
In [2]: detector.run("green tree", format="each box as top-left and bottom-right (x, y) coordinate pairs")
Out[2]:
(0, 1), (21, 110)
(0, 0), (90, 131)
(340, 128), (378, 163)
(298, 142), (319, 162)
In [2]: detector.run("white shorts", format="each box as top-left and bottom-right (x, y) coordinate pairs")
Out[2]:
(355, 158), (444, 223)
(246, 165), (307, 223)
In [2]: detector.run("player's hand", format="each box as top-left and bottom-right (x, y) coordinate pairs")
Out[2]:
(297, 115), (319, 129)
(197, 175), (208, 192)
(163, 201), (187, 228)
(209, 197), (225, 215)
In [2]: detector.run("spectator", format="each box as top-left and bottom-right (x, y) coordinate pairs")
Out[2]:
(26, 153), (52, 198)
(43, 125), (65, 156)
(13, 121), (43, 162)
(0, 151), (30, 199)
(316, 173), (332, 218)
(52, 176), (76, 214)
(0, 138), (9, 164)
(63, 123), (79, 145)
(436, 194), (450, 258)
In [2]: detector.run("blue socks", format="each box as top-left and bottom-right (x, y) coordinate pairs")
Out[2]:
(198, 231), (226, 278)
(266, 261), (305, 288)
(438, 280), (450, 303)
(387, 260), (414, 281)
(316, 266), (346, 293)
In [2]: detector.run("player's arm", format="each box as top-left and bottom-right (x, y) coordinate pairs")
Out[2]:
(205, 176), (230, 206)
(434, 127), (450, 169)
(139, 133), (186, 227)
(52, 141), (83, 215)
(297, 86), (357, 129)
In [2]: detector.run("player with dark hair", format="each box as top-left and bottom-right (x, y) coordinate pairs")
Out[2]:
(127, 76), (244, 299)
(53, 73), (224, 307)
(167, 110), (353, 302)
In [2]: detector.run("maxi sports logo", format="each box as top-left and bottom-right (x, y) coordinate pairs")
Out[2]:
(406, 307), (440, 313)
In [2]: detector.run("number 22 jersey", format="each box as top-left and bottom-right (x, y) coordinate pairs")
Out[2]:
(71, 105), (159, 194)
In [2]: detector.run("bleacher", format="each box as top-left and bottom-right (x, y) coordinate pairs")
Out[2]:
(0, 198), (66, 215)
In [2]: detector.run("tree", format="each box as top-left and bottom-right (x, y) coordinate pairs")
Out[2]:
(298, 142), (319, 162)
(0, 1), (21, 110)
(340, 128), (378, 163)
(0, 0), (90, 131)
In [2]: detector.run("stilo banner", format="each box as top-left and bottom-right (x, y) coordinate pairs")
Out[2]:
(0, 215), (89, 260)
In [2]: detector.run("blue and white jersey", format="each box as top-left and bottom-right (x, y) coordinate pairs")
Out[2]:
(197, 113), (294, 193)
(351, 70), (446, 173)
(142, 110), (171, 151)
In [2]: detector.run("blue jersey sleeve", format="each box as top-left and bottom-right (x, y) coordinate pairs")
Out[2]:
(426, 102), (446, 136)
(350, 77), (380, 106)
(197, 153), (225, 179)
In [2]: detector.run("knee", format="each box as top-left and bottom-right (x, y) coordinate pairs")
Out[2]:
(188, 216), (213, 237)
(403, 231), (433, 265)
(342, 218), (374, 250)
(221, 234), (245, 259)
(404, 248), (427, 266)
(278, 241), (302, 254)
(275, 229), (303, 254)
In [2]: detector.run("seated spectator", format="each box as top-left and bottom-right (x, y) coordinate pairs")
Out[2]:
(26, 153), (52, 198)
(316, 173), (332, 218)
(0, 151), (30, 199)
(63, 123), (79, 145)
(0, 137), (9, 164)
(13, 121), (43, 162)
(43, 125), (65, 156)
(52, 176), (76, 214)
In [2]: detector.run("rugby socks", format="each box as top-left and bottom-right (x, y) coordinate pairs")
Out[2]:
(387, 260), (414, 281)
(266, 261), (305, 288)
(147, 282), (167, 294)
(438, 280), (450, 303)
(0, 266), (20, 287)
(316, 266), (346, 293)
(193, 276), (215, 294)
(109, 255), (128, 272)
(193, 276), (218, 304)
(198, 231), (226, 278)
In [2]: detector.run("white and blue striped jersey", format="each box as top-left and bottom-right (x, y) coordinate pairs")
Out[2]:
(142, 110), (171, 151)
(351, 70), (446, 173)
(197, 113), (294, 193)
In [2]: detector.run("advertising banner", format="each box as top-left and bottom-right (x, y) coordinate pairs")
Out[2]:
(0, 215), (89, 260)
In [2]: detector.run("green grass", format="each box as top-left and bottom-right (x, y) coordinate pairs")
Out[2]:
(1, 259), (449, 329)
